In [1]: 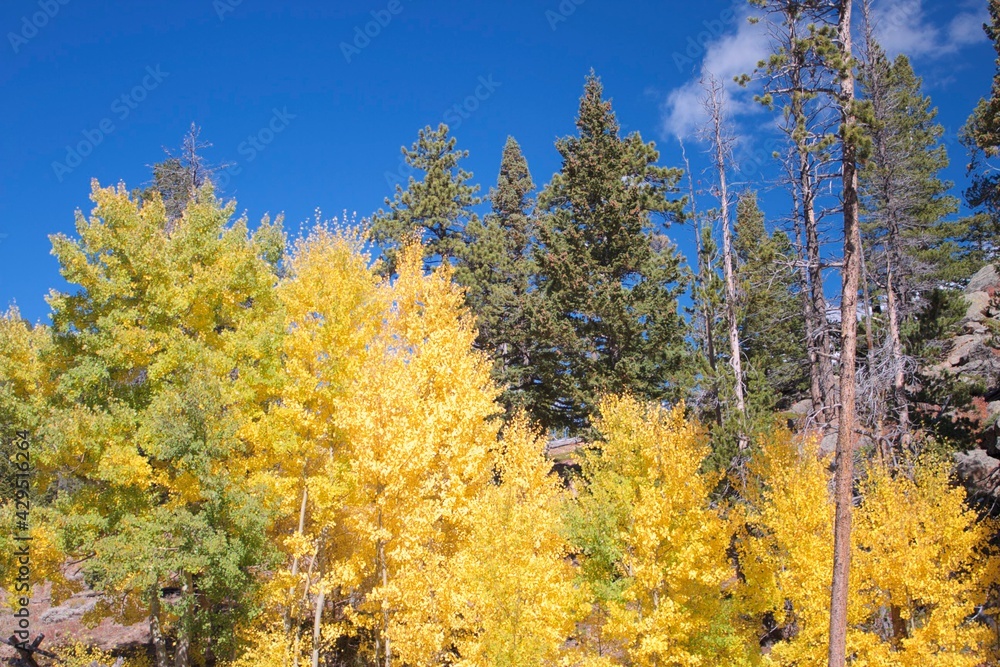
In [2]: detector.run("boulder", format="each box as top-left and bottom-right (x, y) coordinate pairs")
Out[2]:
(962, 320), (988, 335)
(967, 263), (999, 293)
(965, 291), (991, 322)
(819, 431), (838, 457)
(789, 398), (812, 417)
(945, 335), (980, 368)
(954, 449), (1000, 504)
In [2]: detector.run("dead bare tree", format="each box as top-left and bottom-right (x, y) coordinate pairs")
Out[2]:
(746, 0), (843, 428)
(701, 73), (748, 450)
(680, 139), (724, 428)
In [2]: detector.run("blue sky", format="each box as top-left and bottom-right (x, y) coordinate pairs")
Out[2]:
(1, 0), (995, 324)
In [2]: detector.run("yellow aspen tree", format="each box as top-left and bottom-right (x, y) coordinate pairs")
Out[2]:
(736, 432), (847, 665)
(0, 310), (75, 605)
(326, 244), (500, 666)
(572, 395), (751, 666)
(451, 416), (586, 667)
(242, 234), (586, 667)
(738, 432), (999, 666)
(240, 223), (385, 665)
(851, 460), (999, 666)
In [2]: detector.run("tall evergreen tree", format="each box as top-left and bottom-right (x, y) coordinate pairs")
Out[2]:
(371, 123), (481, 274)
(962, 0), (1000, 267)
(459, 137), (541, 417)
(859, 44), (960, 447)
(533, 73), (688, 432)
(733, 191), (806, 408)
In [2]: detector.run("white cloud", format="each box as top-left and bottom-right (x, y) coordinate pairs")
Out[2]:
(660, 0), (987, 141)
(947, 7), (988, 48)
(660, 6), (769, 140)
(873, 0), (986, 59)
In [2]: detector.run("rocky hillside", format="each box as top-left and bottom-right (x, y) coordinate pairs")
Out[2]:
(933, 264), (1000, 508)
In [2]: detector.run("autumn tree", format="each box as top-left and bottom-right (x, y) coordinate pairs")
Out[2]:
(42, 182), (286, 667)
(738, 433), (999, 665)
(534, 73), (688, 433)
(0, 310), (50, 500)
(452, 417), (585, 667)
(567, 395), (750, 666)
(238, 233), (582, 667)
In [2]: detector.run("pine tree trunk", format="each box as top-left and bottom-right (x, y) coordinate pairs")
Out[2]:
(829, 1), (860, 664)
(803, 169), (834, 421)
(150, 585), (169, 667)
(794, 199), (826, 419)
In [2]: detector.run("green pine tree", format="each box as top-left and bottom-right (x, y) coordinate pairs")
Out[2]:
(459, 136), (542, 418)
(532, 72), (688, 432)
(733, 191), (806, 406)
(861, 51), (962, 296)
(371, 123), (481, 274)
(961, 0), (1000, 264)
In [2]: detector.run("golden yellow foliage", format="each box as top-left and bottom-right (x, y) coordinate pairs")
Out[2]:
(738, 431), (999, 666)
(452, 417), (586, 667)
(57, 641), (151, 667)
(574, 395), (751, 666)
(851, 459), (999, 666)
(257, 233), (581, 666)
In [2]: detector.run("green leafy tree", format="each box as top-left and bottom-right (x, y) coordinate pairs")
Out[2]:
(371, 123), (481, 274)
(533, 72), (688, 432)
(42, 182), (286, 667)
